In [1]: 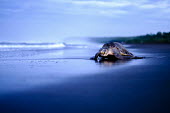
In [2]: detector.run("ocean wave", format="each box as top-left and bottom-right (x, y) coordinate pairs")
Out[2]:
(0, 43), (65, 48)
(0, 42), (88, 51)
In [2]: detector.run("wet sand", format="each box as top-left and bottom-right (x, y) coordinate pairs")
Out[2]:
(0, 44), (170, 113)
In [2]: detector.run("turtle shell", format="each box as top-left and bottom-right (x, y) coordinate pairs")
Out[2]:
(114, 42), (134, 56)
(101, 42), (134, 59)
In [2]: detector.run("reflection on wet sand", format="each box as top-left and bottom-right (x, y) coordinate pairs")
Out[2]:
(95, 59), (131, 67)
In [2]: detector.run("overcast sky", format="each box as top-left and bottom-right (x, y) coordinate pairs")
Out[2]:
(0, 0), (170, 42)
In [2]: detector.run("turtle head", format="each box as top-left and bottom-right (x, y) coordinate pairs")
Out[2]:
(99, 49), (108, 56)
(99, 43), (117, 57)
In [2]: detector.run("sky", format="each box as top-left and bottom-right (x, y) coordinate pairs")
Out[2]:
(0, 0), (170, 42)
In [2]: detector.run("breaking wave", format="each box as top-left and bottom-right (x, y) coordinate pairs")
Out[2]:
(0, 42), (88, 51)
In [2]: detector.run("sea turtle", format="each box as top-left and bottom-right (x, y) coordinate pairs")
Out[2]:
(92, 42), (143, 61)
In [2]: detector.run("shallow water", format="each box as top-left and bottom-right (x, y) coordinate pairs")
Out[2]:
(0, 44), (170, 113)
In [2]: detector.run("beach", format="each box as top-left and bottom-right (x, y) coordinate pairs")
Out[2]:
(0, 43), (170, 113)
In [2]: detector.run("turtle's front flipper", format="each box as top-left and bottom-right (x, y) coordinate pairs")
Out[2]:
(132, 56), (145, 59)
(94, 52), (100, 61)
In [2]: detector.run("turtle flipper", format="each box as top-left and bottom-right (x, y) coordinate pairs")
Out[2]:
(94, 52), (100, 61)
(132, 56), (145, 59)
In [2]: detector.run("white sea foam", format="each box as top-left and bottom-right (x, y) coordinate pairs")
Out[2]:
(0, 42), (91, 52)
(0, 43), (66, 48)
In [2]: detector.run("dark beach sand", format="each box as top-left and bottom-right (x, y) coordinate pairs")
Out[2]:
(0, 44), (170, 113)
